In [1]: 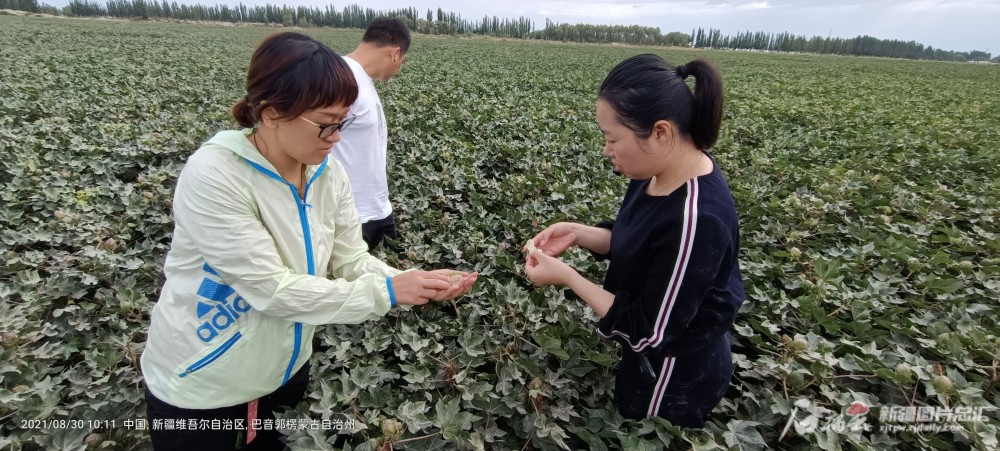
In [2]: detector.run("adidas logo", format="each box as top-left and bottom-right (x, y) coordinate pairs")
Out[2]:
(195, 264), (252, 343)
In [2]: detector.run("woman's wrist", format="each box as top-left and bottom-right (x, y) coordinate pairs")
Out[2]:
(565, 271), (613, 317)
(568, 223), (581, 246)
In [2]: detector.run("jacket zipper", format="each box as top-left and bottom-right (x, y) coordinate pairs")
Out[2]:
(282, 168), (321, 384)
(242, 157), (325, 385)
(179, 332), (243, 377)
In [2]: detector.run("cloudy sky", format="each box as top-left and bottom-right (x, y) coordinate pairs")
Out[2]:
(49, 0), (1000, 52)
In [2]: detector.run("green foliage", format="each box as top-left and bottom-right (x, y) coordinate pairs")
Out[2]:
(1, 15), (999, 451)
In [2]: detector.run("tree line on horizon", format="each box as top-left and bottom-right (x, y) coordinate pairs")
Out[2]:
(3, 0), (996, 63)
(689, 27), (993, 63)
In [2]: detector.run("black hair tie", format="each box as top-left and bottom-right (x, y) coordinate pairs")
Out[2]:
(677, 64), (691, 79)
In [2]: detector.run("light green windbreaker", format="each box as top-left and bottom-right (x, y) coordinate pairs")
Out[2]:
(140, 129), (401, 409)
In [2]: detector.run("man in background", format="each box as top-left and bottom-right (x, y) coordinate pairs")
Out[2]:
(333, 17), (410, 250)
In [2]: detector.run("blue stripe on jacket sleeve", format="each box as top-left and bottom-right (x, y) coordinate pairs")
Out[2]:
(386, 276), (396, 307)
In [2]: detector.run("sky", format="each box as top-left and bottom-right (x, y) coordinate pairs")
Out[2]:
(46, 0), (1000, 52)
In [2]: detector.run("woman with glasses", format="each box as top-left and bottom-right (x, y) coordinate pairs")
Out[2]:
(524, 54), (745, 427)
(140, 32), (477, 451)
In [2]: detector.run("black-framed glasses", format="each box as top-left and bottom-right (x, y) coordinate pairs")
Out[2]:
(299, 114), (356, 139)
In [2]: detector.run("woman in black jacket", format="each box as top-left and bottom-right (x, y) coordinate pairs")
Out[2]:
(525, 54), (745, 427)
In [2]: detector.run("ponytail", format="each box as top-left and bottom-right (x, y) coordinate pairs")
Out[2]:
(678, 60), (723, 150)
(230, 96), (256, 128)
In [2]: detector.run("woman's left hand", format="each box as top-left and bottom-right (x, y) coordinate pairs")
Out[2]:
(525, 249), (575, 286)
(427, 269), (478, 301)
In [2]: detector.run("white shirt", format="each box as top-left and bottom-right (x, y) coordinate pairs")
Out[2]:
(332, 56), (392, 223)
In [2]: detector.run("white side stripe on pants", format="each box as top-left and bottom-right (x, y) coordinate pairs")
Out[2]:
(647, 356), (676, 417)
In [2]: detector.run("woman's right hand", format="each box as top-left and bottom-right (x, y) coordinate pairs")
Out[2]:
(390, 271), (453, 306)
(528, 222), (579, 257)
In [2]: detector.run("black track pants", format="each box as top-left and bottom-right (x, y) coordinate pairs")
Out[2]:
(145, 362), (310, 451)
(614, 333), (733, 427)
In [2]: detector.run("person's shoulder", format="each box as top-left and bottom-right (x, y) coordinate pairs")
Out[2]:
(623, 178), (645, 196)
(322, 155), (348, 179)
(316, 156), (350, 191)
(188, 135), (246, 169)
(189, 142), (231, 163)
(180, 131), (254, 182)
(343, 56), (370, 81)
(694, 210), (729, 230)
(693, 158), (737, 200)
(692, 158), (731, 188)
(691, 191), (739, 248)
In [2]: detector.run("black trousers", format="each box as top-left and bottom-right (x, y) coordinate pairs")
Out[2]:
(614, 333), (733, 427)
(145, 362), (310, 451)
(361, 213), (398, 250)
